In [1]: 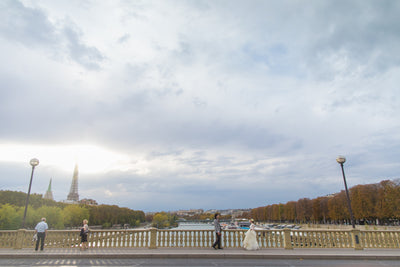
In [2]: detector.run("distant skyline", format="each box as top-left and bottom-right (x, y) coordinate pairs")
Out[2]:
(1, 0), (399, 212)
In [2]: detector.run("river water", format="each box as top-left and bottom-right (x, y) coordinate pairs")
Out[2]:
(171, 222), (215, 230)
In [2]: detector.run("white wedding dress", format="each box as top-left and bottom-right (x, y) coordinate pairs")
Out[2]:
(243, 223), (259, 250)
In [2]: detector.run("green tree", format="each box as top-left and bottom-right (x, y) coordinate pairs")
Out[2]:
(152, 212), (170, 228)
(17, 205), (41, 229)
(36, 206), (64, 229)
(63, 205), (89, 227)
(0, 204), (20, 229)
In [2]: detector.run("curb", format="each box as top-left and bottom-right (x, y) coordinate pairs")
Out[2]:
(1, 252), (400, 260)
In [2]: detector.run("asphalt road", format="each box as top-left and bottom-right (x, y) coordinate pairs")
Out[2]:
(0, 258), (399, 267)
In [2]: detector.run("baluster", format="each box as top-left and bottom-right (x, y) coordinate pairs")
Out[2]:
(322, 231), (327, 248)
(388, 231), (394, 248)
(142, 230), (146, 248)
(327, 231), (333, 248)
(113, 231), (117, 247)
(317, 231), (323, 248)
(206, 230), (211, 248)
(262, 230), (267, 248)
(199, 230), (203, 248)
(231, 230), (236, 248)
(369, 231), (374, 248)
(114, 231), (118, 248)
(134, 231), (137, 248)
(188, 230), (192, 247)
(336, 231), (342, 248)
(99, 231), (103, 248)
(157, 230), (162, 248)
(326, 231), (332, 248)
(127, 230), (131, 247)
(378, 232), (384, 248)
(364, 231), (368, 248)
(174, 231), (179, 247)
(168, 231), (172, 247)
(121, 230), (125, 247)
(136, 231), (140, 248)
(394, 232), (400, 248)
(265, 230), (269, 248)
(382, 232), (387, 248)
(346, 231), (352, 248)
(223, 230), (228, 248)
(106, 231), (110, 248)
(372, 231), (378, 248)
(179, 231), (184, 247)
(193, 230), (198, 247)
(116, 231), (120, 247)
(337, 231), (343, 248)
(221, 230), (226, 248)
(135, 231), (139, 247)
(158, 231), (162, 247)
(175, 231), (179, 247)
(168, 230), (172, 247)
(291, 231), (297, 248)
(340, 231), (346, 248)
(310, 231), (316, 248)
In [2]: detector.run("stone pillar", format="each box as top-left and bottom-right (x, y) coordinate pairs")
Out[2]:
(351, 229), (363, 250)
(14, 229), (26, 249)
(283, 228), (293, 250)
(149, 228), (157, 249)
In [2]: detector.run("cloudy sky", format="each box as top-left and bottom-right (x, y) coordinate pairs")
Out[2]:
(0, 0), (399, 212)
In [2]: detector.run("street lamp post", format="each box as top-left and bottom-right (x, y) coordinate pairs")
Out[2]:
(21, 158), (39, 228)
(336, 156), (355, 229)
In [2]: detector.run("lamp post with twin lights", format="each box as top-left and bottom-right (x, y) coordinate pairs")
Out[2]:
(336, 156), (355, 229)
(21, 158), (39, 228)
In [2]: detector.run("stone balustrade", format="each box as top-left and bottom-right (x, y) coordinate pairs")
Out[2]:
(1, 228), (399, 250)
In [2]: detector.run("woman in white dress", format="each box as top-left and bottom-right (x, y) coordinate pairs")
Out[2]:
(243, 219), (259, 250)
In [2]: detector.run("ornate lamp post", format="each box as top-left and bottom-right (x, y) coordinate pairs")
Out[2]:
(336, 156), (355, 229)
(22, 158), (39, 228)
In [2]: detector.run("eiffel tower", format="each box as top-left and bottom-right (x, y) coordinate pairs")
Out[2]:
(44, 178), (54, 201)
(67, 164), (79, 202)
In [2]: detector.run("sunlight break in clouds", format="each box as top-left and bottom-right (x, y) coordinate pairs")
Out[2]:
(0, 143), (131, 174)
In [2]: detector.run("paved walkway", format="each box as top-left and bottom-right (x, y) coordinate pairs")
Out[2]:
(1, 248), (399, 260)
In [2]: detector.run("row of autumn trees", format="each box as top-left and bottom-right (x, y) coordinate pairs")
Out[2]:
(251, 180), (400, 225)
(0, 191), (145, 230)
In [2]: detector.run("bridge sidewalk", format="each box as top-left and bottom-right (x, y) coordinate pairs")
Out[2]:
(0, 248), (399, 260)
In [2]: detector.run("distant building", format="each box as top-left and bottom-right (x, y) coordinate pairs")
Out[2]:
(43, 178), (54, 201)
(80, 198), (98, 205)
(64, 164), (79, 204)
(205, 209), (251, 217)
(175, 209), (204, 216)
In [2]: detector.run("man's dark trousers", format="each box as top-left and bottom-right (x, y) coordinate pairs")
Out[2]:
(35, 232), (46, 251)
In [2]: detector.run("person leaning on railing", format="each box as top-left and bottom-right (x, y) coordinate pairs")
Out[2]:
(34, 217), (48, 251)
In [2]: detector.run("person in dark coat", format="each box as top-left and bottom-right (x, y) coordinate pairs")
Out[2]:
(212, 213), (223, 249)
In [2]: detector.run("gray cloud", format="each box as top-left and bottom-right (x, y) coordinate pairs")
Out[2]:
(0, 0), (103, 70)
(0, 0), (57, 46)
